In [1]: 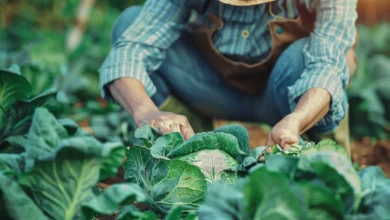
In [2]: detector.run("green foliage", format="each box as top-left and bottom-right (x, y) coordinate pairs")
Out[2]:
(346, 167), (390, 219)
(349, 24), (390, 139)
(0, 107), (132, 220)
(199, 140), (390, 220)
(123, 124), (260, 215)
(0, 65), (57, 152)
(124, 145), (207, 213)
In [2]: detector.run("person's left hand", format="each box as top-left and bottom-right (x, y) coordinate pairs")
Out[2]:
(266, 114), (302, 150)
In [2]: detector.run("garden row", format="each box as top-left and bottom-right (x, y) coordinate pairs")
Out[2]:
(1, 66), (390, 219)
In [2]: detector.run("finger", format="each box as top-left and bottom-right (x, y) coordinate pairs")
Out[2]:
(266, 133), (276, 147)
(284, 143), (292, 150)
(280, 135), (299, 150)
(280, 135), (286, 148)
(156, 120), (172, 135)
(181, 124), (195, 140)
(169, 123), (181, 133)
(175, 115), (191, 126)
(148, 120), (159, 130)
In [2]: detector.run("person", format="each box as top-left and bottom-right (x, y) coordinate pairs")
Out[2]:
(98, 0), (359, 150)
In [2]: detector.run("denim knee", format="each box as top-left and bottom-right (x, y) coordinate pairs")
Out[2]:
(110, 6), (143, 45)
(271, 38), (307, 87)
(270, 37), (307, 116)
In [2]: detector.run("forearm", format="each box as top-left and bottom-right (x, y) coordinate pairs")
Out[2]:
(290, 88), (331, 134)
(108, 78), (158, 125)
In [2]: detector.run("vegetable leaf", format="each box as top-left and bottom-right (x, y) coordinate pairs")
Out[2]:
(124, 146), (207, 213)
(213, 124), (250, 161)
(150, 132), (184, 160)
(135, 125), (160, 147)
(99, 142), (126, 181)
(0, 65), (32, 111)
(298, 151), (360, 212)
(244, 167), (305, 219)
(347, 166), (390, 219)
(116, 205), (158, 220)
(198, 180), (246, 220)
(297, 182), (344, 219)
(24, 107), (68, 170)
(0, 172), (48, 220)
(168, 132), (246, 158)
(81, 183), (147, 220)
(176, 149), (238, 184)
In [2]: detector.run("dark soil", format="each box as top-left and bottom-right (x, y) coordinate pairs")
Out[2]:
(351, 138), (390, 177)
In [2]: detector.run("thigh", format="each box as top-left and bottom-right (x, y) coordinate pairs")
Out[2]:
(158, 32), (257, 121)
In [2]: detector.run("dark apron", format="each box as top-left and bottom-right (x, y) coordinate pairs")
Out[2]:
(187, 0), (357, 95)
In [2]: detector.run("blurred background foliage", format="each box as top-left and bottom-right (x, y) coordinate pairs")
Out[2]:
(0, 0), (390, 143)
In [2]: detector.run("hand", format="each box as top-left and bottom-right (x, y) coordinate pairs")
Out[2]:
(135, 110), (195, 140)
(266, 114), (301, 150)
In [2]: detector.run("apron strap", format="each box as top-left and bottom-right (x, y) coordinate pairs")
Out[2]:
(201, 0), (214, 15)
(295, 0), (316, 21)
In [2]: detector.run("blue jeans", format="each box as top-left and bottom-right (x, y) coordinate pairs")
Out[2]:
(110, 6), (341, 133)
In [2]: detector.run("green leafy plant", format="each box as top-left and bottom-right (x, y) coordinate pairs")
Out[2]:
(0, 107), (138, 220)
(199, 140), (390, 220)
(122, 124), (261, 216)
(0, 65), (57, 152)
(348, 24), (390, 140)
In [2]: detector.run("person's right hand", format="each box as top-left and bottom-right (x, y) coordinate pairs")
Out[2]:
(135, 110), (195, 140)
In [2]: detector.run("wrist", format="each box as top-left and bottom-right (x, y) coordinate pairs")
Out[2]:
(132, 103), (159, 126)
(285, 113), (304, 132)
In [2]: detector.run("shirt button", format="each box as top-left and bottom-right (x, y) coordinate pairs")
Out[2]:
(276, 26), (284, 35)
(242, 29), (250, 38)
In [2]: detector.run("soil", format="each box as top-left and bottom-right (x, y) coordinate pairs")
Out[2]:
(351, 138), (390, 177)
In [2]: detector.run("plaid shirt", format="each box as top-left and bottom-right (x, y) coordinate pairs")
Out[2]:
(99, 0), (358, 127)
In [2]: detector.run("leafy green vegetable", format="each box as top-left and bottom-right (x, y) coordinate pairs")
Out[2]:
(123, 124), (255, 215)
(0, 65), (32, 111)
(150, 132), (184, 160)
(0, 107), (127, 220)
(116, 205), (158, 220)
(0, 90), (57, 152)
(81, 183), (147, 220)
(21, 64), (57, 95)
(0, 172), (48, 220)
(244, 166), (305, 220)
(177, 149), (238, 184)
(0, 154), (24, 174)
(89, 110), (136, 144)
(124, 146), (207, 213)
(168, 132), (246, 158)
(213, 124), (250, 163)
(346, 167), (390, 219)
(239, 146), (266, 171)
(21, 142), (102, 220)
(265, 155), (299, 177)
(163, 206), (198, 220)
(298, 152), (360, 211)
(198, 180), (245, 220)
(135, 125), (161, 147)
(164, 206), (183, 220)
(297, 182), (344, 219)
(199, 139), (390, 220)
